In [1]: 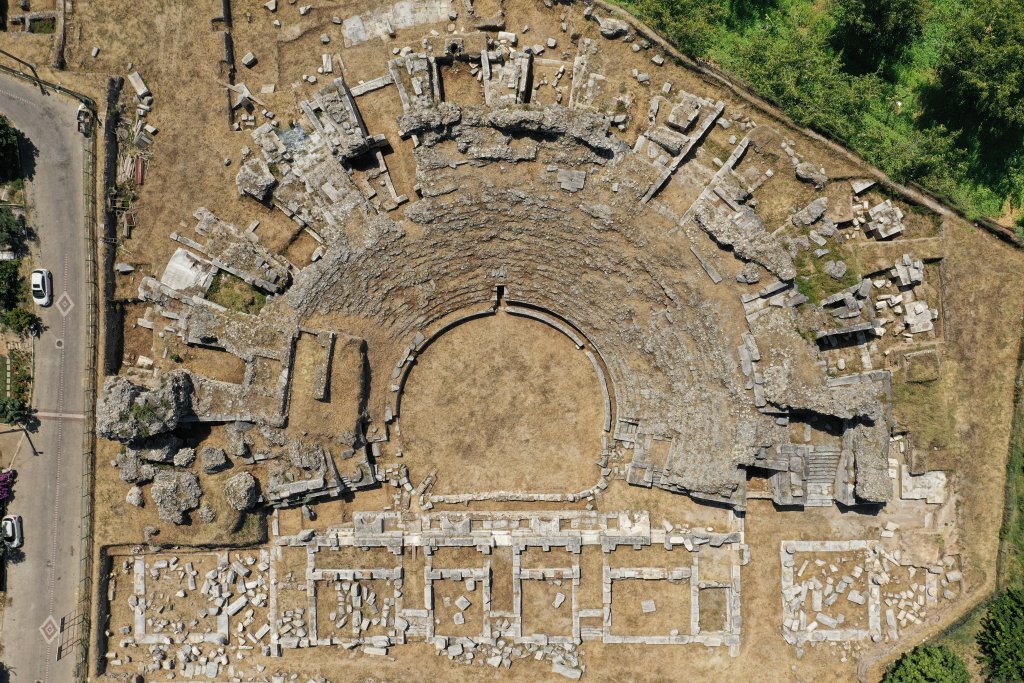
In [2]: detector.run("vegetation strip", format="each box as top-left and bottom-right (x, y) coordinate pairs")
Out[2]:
(610, 0), (1024, 232)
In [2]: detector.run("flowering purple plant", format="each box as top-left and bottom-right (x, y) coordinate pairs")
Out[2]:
(0, 469), (16, 503)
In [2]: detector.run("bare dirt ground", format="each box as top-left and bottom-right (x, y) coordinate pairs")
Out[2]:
(521, 578), (574, 636)
(400, 311), (603, 494)
(610, 579), (691, 636)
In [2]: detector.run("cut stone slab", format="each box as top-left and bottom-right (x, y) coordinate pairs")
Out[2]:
(597, 16), (629, 39)
(552, 661), (583, 680)
(824, 260), (848, 281)
(159, 248), (216, 293)
(127, 71), (150, 99)
(556, 168), (586, 192)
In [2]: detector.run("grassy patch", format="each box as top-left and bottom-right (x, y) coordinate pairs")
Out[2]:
(893, 376), (953, 451)
(794, 246), (861, 304)
(994, 355), (1024, 592)
(0, 178), (25, 204)
(130, 401), (157, 423)
(932, 335), (1024, 671)
(28, 17), (56, 34)
(234, 509), (267, 542)
(206, 271), (266, 315)
(933, 604), (987, 680)
(904, 350), (940, 383)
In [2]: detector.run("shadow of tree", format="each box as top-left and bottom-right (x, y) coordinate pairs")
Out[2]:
(917, 76), (1024, 209)
(22, 411), (40, 434)
(12, 128), (36, 182)
(4, 546), (24, 565)
(725, 0), (779, 29)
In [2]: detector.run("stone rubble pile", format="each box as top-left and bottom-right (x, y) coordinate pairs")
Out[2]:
(781, 537), (963, 652)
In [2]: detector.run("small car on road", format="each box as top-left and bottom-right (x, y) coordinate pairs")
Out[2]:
(30, 268), (52, 307)
(1, 515), (23, 548)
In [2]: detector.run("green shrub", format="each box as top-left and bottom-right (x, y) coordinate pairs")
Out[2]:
(978, 590), (1024, 681)
(619, 0), (727, 57)
(8, 350), (30, 401)
(710, 7), (882, 142)
(0, 307), (38, 335)
(0, 208), (26, 253)
(0, 260), (21, 311)
(131, 401), (157, 423)
(0, 396), (30, 425)
(883, 645), (970, 683)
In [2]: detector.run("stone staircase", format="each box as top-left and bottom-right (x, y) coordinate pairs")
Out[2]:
(804, 447), (842, 507)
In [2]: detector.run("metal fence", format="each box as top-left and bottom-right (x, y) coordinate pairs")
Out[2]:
(75, 93), (99, 683)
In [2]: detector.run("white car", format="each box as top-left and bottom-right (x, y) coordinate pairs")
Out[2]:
(1, 515), (23, 548)
(30, 268), (52, 307)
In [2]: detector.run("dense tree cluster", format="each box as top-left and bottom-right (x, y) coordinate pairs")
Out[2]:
(0, 208), (38, 337)
(616, 0), (1024, 220)
(936, 0), (1024, 132)
(978, 590), (1024, 681)
(0, 396), (30, 425)
(830, 0), (925, 75)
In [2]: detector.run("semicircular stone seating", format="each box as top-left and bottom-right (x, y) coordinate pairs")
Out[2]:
(126, 22), (895, 513)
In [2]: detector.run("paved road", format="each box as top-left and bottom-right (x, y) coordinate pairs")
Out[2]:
(0, 74), (88, 682)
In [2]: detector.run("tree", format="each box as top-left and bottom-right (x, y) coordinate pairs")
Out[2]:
(0, 207), (26, 253)
(978, 590), (1024, 681)
(0, 307), (38, 335)
(0, 260), (21, 311)
(883, 645), (970, 683)
(0, 114), (17, 181)
(936, 0), (1024, 130)
(0, 396), (30, 425)
(714, 11), (883, 142)
(830, 0), (925, 75)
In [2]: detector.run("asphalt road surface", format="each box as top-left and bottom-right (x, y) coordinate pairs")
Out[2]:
(0, 73), (88, 682)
